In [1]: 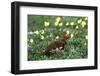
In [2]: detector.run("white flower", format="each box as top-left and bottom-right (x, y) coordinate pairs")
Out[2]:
(28, 31), (33, 35)
(34, 30), (39, 34)
(70, 22), (74, 26)
(71, 34), (74, 38)
(76, 26), (79, 29)
(66, 22), (69, 26)
(66, 30), (70, 34)
(55, 36), (59, 39)
(30, 39), (33, 43)
(77, 19), (82, 23)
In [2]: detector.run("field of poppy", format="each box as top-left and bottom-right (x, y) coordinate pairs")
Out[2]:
(28, 15), (88, 61)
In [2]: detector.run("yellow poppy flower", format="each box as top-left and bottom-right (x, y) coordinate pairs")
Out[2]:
(85, 17), (88, 20)
(66, 22), (69, 26)
(40, 30), (44, 34)
(30, 38), (33, 43)
(34, 30), (39, 35)
(55, 36), (59, 39)
(70, 22), (74, 26)
(81, 21), (86, 28)
(71, 33), (74, 38)
(59, 22), (63, 27)
(56, 17), (61, 22)
(40, 35), (44, 40)
(44, 21), (50, 27)
(76, 26), (79, 29)
(55, 21), (58, 26)
(77, 19), (82, 23)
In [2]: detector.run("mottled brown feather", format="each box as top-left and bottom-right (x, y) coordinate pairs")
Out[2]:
(44, 32), (70, 55)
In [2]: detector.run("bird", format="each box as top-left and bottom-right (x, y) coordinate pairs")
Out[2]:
(32, 32), (70, 56)
(44, 32), (70, 56)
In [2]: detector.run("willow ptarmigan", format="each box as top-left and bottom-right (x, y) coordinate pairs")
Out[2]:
(33, 32), (70, 56)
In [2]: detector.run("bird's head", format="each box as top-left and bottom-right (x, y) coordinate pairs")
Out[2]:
(63, 32), (70, 40)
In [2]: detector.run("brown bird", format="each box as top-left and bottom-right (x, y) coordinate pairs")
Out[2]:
(44, 32), (70, 56)
(32, 32), (70, 56)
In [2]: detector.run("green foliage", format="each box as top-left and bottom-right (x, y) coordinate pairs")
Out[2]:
(28, 15), (88, 61)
